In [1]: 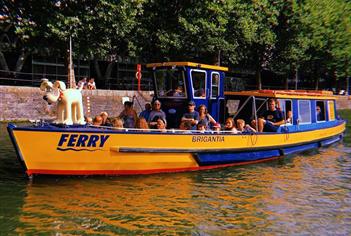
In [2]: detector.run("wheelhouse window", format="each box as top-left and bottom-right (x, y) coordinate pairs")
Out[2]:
(278, 99), (293, 124)
(211, 72), (220, 99)
(298, 100), (311, 124)
(316, 100), (326, 122)
(154, 68), (186, 98)
(191, 70), (206, 98)
(328, 100), (335, 121)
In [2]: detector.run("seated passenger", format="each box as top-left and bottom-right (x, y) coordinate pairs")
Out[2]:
(112, 117), (124, 129)
(136, 117), (149, 131)
(236, 119), (256, 133)
(148, 100), (167, 129)
(251, 98), (284, 132)
(198, 104), (217, 130)
(212, 122), (221, 133)
(93, 115), (103, 126)
(179, 120), (192, 132)
(286, 110), (293, 124)
(196, 121), (207, 133)
(173, 85), (185, 97)
(100, 112), (112, 126)
(156, 118), (167, 132)
(181, 101), (199, 129)
(195, 88), (206, 97)
(224, 117), (238, 134)
(85, 116), (93, 125)
(119, 101), (138, 128)
(139, 103), (152, 121)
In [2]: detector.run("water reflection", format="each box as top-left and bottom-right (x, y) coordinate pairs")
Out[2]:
(1, 123), (351, 235)
(14, 146), (351, 235)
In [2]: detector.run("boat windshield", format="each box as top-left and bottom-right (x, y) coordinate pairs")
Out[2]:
(154, 68), (186, 98)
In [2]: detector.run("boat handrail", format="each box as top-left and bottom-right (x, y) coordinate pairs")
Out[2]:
(86, 124), (258, 135)
(232, 96), (255, 120)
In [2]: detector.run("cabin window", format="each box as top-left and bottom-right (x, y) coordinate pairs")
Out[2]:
(316, 100), (326, 122)
(298, 100), (311, 124)
(191, 69), (206, 98)
(154, 68), (186, 98)
(211, 72), (220, 99)
(328, 100), (335, 121)
(226, 99), (240, 116)
(278, 99), (293, 125)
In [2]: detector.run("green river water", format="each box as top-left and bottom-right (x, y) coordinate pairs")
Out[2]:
(0, 114), (351, 235)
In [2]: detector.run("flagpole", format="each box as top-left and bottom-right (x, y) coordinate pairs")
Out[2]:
(68, 36), (76, 88)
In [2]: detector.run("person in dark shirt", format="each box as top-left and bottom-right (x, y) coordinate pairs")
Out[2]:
(181, 101), (199, 129)
(139, 103), (152, 121)
(252, 98), (285, 132)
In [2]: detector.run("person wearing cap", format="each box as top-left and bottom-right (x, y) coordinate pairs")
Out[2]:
(148, 99), (167, 129)
(181, 101), (199, 129)
(212, 122), (221, 133)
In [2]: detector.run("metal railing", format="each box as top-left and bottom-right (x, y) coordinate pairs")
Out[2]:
(0, 69), (154, 91)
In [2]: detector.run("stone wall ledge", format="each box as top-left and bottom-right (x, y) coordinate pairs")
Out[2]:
(0, 85), (153, 121)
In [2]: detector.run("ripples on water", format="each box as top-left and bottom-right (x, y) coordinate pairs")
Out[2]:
(0, 123), (351, 235)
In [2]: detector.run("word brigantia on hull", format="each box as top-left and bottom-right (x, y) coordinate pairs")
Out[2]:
(7, 62), (346, 177)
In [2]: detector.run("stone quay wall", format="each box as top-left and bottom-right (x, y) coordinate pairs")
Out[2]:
(0, 85), (350, 121)
(0, 86), (153, 121)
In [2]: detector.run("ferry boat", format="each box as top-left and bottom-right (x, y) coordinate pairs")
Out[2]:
(7, 62), (346, 176)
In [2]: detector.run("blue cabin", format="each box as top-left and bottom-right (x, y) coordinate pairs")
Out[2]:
(147, 62), (340, 132)
(146, 62), (228, 128)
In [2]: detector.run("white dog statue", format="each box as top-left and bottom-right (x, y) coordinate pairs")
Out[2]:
(40, 79), (86, 125)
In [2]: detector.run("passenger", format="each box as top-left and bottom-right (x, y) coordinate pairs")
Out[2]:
(224, 117), (238, 134)
(195, 88), (206, 97)
(87, 78), (96, 90)
(181, 101), (199, 129)
(100, 112), (112, 126)
(212, 122), (221, 133)
(173, 85), (185, 97)
(198, 104), (217, 130)
(85, 116), (93, 125)
(156, 118), (167, 132)
(119, 101), (138, 128)
(136, 117), (149, 131)
(179, 120), (192, 132)
(148, 100), (167, 129)
(77, 77), (87, 89)
(251, 98), (284, 132)
(196, 121), (207, 133)
(286, 110), (293, 124)
(139, 103), (152, 121)
(93, 115), (103, 126)
(111, 117), (124, 129)
(236, 119), (256, 133)
(316, 106), (322, 121)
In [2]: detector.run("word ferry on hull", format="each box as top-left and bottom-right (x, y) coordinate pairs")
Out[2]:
(7, 61), (346, 176)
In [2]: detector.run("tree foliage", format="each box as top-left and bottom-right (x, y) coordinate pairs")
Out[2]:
(1, 0), (350, 89)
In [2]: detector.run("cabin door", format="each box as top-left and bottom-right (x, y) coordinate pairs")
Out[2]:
(208, 71), (221, 121)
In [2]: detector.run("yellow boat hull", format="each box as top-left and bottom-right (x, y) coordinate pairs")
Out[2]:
(7, 121), (345, 176)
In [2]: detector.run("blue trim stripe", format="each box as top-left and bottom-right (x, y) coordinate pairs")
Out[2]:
(281, 143), (319, 155)
(196, 150), (281, 165)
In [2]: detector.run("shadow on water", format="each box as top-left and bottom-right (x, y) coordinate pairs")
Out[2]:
(1, 123), (351, 235)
